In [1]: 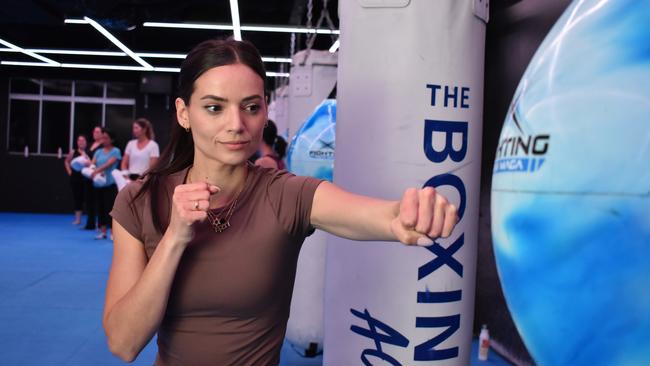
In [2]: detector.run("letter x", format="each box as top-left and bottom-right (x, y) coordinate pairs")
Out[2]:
(418, 234), (464, 279)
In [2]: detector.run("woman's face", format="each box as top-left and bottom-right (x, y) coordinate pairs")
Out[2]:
(176, 63), (267, 167)
(101, 132), (113, 147)
(132, 123), (144, 139)
(77, 136), (87, 150)
(92, 127), (103, 142)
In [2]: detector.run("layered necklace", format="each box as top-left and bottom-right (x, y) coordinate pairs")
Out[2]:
(187, 166), (247, 233)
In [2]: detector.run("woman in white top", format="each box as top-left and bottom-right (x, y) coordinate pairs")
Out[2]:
(112, 118), (160, 190)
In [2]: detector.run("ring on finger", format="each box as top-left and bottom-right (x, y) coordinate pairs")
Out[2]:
(194, 200), (200, 210)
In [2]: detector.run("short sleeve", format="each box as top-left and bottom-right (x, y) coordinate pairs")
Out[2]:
(124, 140), (134, 156)
(151, 141), (160, 157)
(111, 147), (122, 160)
(110, 182), (144, 241)
(265, 170), (324, 238)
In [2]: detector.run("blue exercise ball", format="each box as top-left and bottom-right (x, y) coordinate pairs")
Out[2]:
(491, 1), (650, 365)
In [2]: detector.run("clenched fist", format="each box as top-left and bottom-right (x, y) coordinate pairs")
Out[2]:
(391, 187), (459, 246)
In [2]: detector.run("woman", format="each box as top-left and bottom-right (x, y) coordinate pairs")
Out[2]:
(90, 128), (121, 239)
(113, 118), (160, 190)
(64, 135), (88, 225)
(105, 39), (458, 365)
(84, 126), (103, 230)
(255, 119), (287, 170)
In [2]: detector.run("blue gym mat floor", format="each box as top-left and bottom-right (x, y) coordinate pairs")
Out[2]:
(0, 213), (511, 365)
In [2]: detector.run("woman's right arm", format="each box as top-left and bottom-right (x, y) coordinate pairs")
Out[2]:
(103, 223), (186, 362)
(64, 150), (73, 176)
(103, 182), (219, 362)
(120, 154), (130, 171)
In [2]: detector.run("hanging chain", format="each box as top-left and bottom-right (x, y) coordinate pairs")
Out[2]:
(301, 0), (336, 65)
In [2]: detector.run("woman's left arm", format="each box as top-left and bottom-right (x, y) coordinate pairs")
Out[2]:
(311, 181), (458, 245)
(94, 157), (118, 174)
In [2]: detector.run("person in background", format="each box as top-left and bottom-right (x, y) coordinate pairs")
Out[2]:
(90, 128), (121, 240)
(64, 135), (88, 225)
(84, 126), (103, 230)
(255, 119), (287, 170)
(113, 118), (160, 190)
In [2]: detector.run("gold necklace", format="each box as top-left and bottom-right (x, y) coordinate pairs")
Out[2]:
(187, 167), (246, 233)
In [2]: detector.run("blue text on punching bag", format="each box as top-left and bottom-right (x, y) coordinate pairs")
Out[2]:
(424, 120), (468, 163)
(349, 84), (470, 364)
(426, 84), (470, 109)
(414, 84), (469, 361)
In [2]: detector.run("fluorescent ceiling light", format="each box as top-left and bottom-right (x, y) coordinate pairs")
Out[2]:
(229, 0), (242, 41)
(31, 49), (126, 56)
(329, 39), (340, 53)
(64, 19), (88, 24)
(2, 60), (289, 77)
(137, 52), (186, 59)
(0, 38), (60, 65)
(1, 47), (291, 63)
(241, 25), (339, 34)
(83, 16), (153, 70)
(262, 57), (292, 63)
(266, 72), (290, 78)
(1, 61), (58, 67)
(142, 21), (233, 30)
(142, 21), (339, 34)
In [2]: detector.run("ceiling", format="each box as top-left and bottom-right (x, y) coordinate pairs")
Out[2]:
(0, 0), (339, 77)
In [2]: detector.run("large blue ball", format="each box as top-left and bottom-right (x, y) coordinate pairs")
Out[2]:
(491, 1), (650, 365)
(287, 100), (336, 181)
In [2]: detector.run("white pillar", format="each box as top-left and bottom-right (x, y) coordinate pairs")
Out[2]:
(324, 0), (487, 365)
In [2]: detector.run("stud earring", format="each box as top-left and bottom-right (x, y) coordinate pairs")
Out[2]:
(185, 126), (190, 132)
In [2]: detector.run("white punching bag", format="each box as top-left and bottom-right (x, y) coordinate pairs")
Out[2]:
(287, 49), (338, 141)
(324, 1), (487, 365)
(268, 84), (290, 138)
(284, 49), (338, 356)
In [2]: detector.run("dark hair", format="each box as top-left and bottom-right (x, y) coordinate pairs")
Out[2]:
(134, 118), (155, 140)
(101, 127), (116, 145)
(134, 38), (267, 233)
(262, 119), (287, 159)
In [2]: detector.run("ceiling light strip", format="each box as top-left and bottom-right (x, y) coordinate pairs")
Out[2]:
(229, 0), (242, 41)
(1, 61), (58, 67)
(141, 21), (339, 34)
(31, 49), (126, 56)
(83, 16), (154, 70)
(2, 47), (292, 63)
(64, 19), (88, 24)
(0, 38), (60, 65)
(142, 21), (233, 30)
(1, 60), (290, 77)
(329, 39), (340, 53)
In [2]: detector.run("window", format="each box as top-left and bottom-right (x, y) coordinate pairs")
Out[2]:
(7, 79), (136, 156)
(75, 82), (104, 97)
(10, 78), (40, 94)
(41, 102), (71, 154)
(43, 80), (72, 96)
(74, 103), (103, 142)
(105, 104), (136, 148)
(8, 100), (39, 152)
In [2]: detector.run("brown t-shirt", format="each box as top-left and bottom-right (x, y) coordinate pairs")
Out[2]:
(110, 165), (323, 366)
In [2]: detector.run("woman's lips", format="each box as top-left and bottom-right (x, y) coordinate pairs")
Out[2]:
(220, 141), (250, 150)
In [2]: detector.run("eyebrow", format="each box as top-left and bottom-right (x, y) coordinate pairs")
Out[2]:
(199, 94), (263, 103)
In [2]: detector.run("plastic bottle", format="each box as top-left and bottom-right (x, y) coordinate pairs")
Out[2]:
(478, 324), (490, 361)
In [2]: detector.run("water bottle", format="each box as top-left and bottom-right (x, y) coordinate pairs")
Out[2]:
(478, 324), (490, 361)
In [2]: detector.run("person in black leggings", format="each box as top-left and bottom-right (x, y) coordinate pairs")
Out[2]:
(64, 135), (88, 225)
(84, 126), (103, 230)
